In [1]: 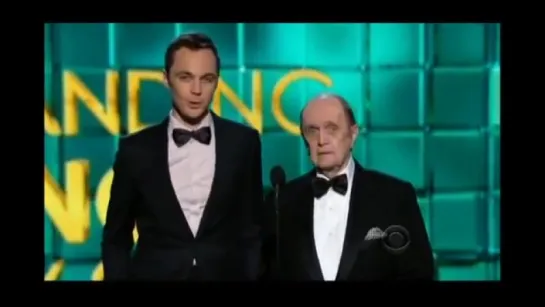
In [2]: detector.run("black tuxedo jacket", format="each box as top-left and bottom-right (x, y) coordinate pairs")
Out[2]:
(265, 162), (434, 281)
(101, 112), (264, 281)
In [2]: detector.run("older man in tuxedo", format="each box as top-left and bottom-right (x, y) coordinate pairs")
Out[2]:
(267, 93), (434, 281)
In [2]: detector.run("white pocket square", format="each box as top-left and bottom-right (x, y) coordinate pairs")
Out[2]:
(364, 227), (385, 241)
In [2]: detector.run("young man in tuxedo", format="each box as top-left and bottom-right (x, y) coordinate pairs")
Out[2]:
(101, 33), (264, 281)
(268, 94), (434, 281)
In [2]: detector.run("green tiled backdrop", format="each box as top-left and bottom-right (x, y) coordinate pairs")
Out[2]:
(44, 23), (501, 281)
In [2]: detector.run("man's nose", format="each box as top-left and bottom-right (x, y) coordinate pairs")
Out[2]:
(190, 80), (202, 95)
(318, 130), (327, 146)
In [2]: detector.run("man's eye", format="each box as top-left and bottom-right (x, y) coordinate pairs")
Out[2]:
(306, 128), (318, 134)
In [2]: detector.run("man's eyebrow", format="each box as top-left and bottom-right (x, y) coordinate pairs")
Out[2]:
(174, 71), (217, 78)
(174, 70), (193, 76)
(201, 73), (217, 78)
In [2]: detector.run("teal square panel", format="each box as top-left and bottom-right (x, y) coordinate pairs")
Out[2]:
(493, 260), (501, 280)
(124, 68), (171, 130)
(431, 192), (486, 255)
(429, 131), (487, 191)
(430, 68), (488, 128)
(492, 134), (500, 190)
(52, 23), (110, 67)
(489, 66), (500, 127)
(115, 23), (176, 67)
(214, 69), (251, 126)
(495, 24), (501, 64)
(45, 135), (61, 170)
(62, 68), (121, 136)
(306, 70), (366, 126)
(489, 194), (500, 255)
(45, 24), (52, 72)
(45, 70), (53, 106)
(369, 69), (423, 128)
(243, 23), (306, 67)
(305, 23), (366, 67)
(435, 23), (486, 66)
(369, 23), (422, 67)
(49, 68), (64, 117)
(45, 135), (61, 258)
(367, 132), (425, 190)
(60, 263), (98, 281)
(182, 23), (239, 67)
(60, 136), (117, 260)
(261, 133), (304, 187)
(438, 261), (492, 281)
(417, 196), (431, 237)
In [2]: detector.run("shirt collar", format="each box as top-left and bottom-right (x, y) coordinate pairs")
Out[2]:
(316, 156), (355, 184)
(168, 109), (213, 131)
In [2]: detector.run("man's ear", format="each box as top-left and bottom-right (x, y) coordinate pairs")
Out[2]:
(350, 124), (359, 148)
(163, 70), (170, 88)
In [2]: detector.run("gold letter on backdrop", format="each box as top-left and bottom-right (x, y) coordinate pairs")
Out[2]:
(272, 69), (332, 135)
(63, 70), (120, 136)
(44, 260), (65, 281)
(127, 70), (162, 134)
(44, 106), (62, 136)
(212, 71), (263, 134)
(44, 160), (91, 243)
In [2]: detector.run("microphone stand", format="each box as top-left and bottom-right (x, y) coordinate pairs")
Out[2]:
(274, 183), (280, 276)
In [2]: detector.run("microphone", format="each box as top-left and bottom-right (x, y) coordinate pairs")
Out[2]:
(381, 225), (411, 255)
(269, 166), (286, 273)
(270, 166), (286, 190)
(269, 166), (286, 217)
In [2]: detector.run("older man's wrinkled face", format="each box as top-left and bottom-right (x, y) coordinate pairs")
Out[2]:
(302, 97), (358, 175)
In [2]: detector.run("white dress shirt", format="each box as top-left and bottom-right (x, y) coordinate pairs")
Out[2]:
(313, 157), (355, 281)
(167, 111), (216, 266)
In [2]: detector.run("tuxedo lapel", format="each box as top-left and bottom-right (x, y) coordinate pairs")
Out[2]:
(336, 163), (377, 281)
(296, 173), (324, 281)
(149, 118), (194, 239)
(195, 112), (231, 238)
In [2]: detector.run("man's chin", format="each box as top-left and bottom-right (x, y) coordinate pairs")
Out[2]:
(186, 109), (208, 118)
(316, 163), (336, 172)
(178, 108), (209, 124)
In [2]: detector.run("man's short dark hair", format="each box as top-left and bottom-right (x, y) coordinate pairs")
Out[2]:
(164, 32), (221, 75)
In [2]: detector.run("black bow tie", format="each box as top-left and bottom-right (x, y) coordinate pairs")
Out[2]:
(311, 174), (348, 199)
(172, 127), (211, 147)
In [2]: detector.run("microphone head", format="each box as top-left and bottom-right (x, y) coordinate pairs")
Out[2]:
(270, 165), (286, 187)
(381, 225), (411, 254)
